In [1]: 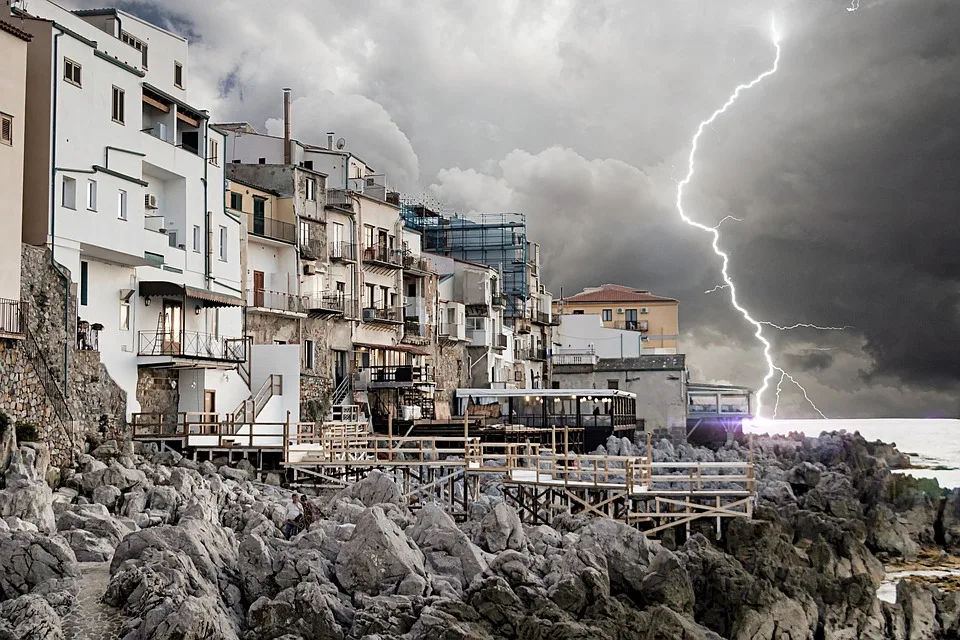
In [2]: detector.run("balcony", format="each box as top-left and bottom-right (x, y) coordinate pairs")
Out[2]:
(532, 311), (552, 326)
(247, 214), (296, 244)
(362, 306), (403, 325)
(248, 289), (305, 314)
(551, 348), (598, 367)
(613, 320), (649, 332)
(358, 365), (434, 389)
(300, 238), (324, 261)
(326, 189), (356, 212)
(402, 252), (431, 274)
(494, 333), (509, 350)
(330, 241), (357, 262)
(403, 320), (429, 341)
(491, 294), (506, 308)
(0, 299), (23, 339)
(138, 330), (246, 363)
(362, 245), (403, 269)
(348, 174), (387, 202)
(306, 294), (350, 316)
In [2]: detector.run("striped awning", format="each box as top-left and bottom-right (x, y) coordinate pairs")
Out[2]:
(138, 281), (244, 308)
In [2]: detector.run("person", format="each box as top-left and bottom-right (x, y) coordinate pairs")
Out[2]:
(282, 493), (303, 540)
(301, 494), (320, 529)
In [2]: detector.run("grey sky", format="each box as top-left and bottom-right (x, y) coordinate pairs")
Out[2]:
(67, 0), (960, 418)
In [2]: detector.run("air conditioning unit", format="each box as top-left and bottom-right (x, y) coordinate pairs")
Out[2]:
(362, 307), (376, 321)
(303, 264), (316, 275)
(640, 307), (649, 314)
(145, 194), (158, 209)
(514, 370), (523, 382)
(616, 308), (624, 314)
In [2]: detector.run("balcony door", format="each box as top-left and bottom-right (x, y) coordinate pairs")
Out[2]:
(253, 270), (265, 307)
(162, 300), (182, 354)
(625, 308), (638, 331)
(252, 197), (266, 236)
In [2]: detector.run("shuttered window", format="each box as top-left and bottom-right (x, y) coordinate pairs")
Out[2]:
(64, 58), (81, 86)
(0, 114), (11, 146)
(112, 86), (125, 124)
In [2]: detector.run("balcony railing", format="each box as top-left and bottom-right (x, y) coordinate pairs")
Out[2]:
(300, 238), (324, 261)
(613, 320), (649, 332)
(330, 241), (357, 262)
(533, 311), (552, 325)
(362, 245), (403, 268)
(248, 289), (305, 314)
(364, 365), (433, 385)
(306, 294), (350, 315)
(552, 348), (598, 367)
(0, 298), (23, 337)
(362, 306), (403, 324)
(138, 330), (246, 362)
(404, 320), (427, 338)
(326, 189), (355, 211)
(491, 294), (506, 308)
(494, 334), (508, 350)
(247, 213), (296, 244)
(402, 252), (431, 272)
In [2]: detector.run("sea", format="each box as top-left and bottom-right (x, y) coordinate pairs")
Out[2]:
(742, 418), (960, 488)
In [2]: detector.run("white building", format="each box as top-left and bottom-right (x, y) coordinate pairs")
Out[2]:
(555, 313), (678, 360)
(15, 1), (256, 418)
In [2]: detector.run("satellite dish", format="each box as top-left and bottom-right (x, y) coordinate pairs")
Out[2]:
(336, 137), (346, 150)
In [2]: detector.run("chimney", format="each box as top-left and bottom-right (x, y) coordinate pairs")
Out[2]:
(327, 132), (335, 150)
(283, 88), (292, 165)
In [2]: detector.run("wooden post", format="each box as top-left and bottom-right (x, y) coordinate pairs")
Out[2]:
(388, 414), (393, 462)
(646, 431), (653, 489)
(748, 434), (755, 493)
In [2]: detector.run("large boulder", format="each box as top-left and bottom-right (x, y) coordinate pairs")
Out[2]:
(477, 503), (525, 553)
(576, 517), (662, 597)
(56, 503), (127, 562)
(408, 505), (488, 596)
(334, 507), (426, 596)
(0, 448), (56, 533)
(81, 460), (147, 494)
(0, 594), (64, 639)
(245, 582), (351, 640)
(327, 471), (403, 510)
(0, 529), (79, 611)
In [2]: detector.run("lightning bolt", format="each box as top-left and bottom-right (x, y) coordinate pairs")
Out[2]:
(847, 0), (860, 11)
(704, 284), (730, 294)
(772, 370), (786, 419)
(712, 215), (742, 229)
(760, 321), (853, 331)
(675, 17), (822, 420)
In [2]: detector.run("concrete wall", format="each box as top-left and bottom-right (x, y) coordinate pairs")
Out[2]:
(556, 314), (679, 358)
(0, 26), (28, 301)
(251, 344), (300, 423)
(558, 299), (679, 351)
(18, 17), (51, 247)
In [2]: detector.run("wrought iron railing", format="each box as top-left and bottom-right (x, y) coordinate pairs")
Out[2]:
(613, 320), (649, 332)
(300, 238), (324, 261)
(491, 294), (506, 308)
(137, 330), (246, 361)
(365, 365), (433, 384)
(494, 334), (508, 349)
(362, 245), (403, 267)
(362, 306), (402, 323)
(306, 294), (349, 314)
(404, 320), (427, 338)
(248, 288), (305, 313)
(534, 311), (552, 325)
(19, 306), (74, 456)
(330, 241), (357, 262)
(0, 298), (22, 336)
(247, 213), (296, 244)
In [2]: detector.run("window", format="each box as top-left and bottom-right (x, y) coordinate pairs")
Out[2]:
(365, 283), (375, 308)
(306, 177), (317, 201)
(86, 180), (97, 211)
(111, 86), (125, 124)
(364, 225), (375, 249)
(602, 308), (613, 322)
(117, 190), (127, 220)
(192, 225), (201, 252)
(258, 157), (266, 165)
(80, 261), (88, 306)
(120, 31), (148, 68)
(299, 220), (311, 245)
(252, 197), (265, 235)
(229, 192), (242, 211)
(208, 138), (219, 166)
(303, 160), (313, 170)
(607, 380), (619, 390)
(219, 226), (227, 261)
(303, 340), (315, 370)
(572, 309), (584, 315)
(330, 222), (343, 256)
(119, 300), (130, 331)
(62, 176), (77, 209)
(380, 286), (389, 309)
(174, 61), (183, 88)
(0, 113), (12, 146)
(406, 282), (416, 297)
(64, 58), (81, 86)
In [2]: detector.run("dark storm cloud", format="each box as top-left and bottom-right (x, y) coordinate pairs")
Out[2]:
(784, 351), (835, 373)
(62, 0), (960, 416)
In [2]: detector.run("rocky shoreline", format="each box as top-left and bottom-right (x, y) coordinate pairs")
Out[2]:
(0, 425), (959, 639)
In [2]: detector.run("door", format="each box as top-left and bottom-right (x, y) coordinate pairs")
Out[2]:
(161, 300), (182, 354)
(625, 308), (638, 331)
(253, 270), (265, 307)
(334, 350), (348, 389)
(253, 197), (265, 236)
(203, 390), (216, 435)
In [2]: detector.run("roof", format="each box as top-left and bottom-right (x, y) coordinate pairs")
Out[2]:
(70, 8), (116, 17)
(456, 388), (636, 400)
(0, 19), (33, 42)
(353, 342), (428, 356)
(595, 355), (686, 372)
(688, 382), (754, 394)
(226, 176), (282, 197)
(562, 284), (677, 304)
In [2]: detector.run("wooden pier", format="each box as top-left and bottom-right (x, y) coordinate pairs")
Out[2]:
(132, 412), (755, 537)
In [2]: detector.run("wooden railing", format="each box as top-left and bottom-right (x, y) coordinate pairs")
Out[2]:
(231, 374), (282, 425)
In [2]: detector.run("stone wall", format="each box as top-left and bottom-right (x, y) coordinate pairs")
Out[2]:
(300, 373), (334, 423)
(0, 245), (127, 465)
(246, 312), (300, 345)
(430, 341), (468, 420)
(135, 369), (179, 416)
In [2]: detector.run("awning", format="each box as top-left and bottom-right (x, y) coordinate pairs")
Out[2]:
(138, 281), (244, 308)
(353, 342), (429, 356)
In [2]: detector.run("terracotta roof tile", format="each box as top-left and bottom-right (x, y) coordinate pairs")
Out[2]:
(0, 19), (33, 42)
(562, 284), (677, 304)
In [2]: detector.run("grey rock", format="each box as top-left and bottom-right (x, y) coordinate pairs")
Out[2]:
(0, 594), (65, 640)
(0, 529), (79, 610)
(91, 484), (121, 511)
(0, 449), (56, 533)
(245, 582), (349, 640)
(327, 470), (403, 510)
(408, 506), (488, 595)
(477, 503), (525, 553)
(219, 465), (250, 483)
(81, 460), (147, 494)
(334, 507), (426, 596)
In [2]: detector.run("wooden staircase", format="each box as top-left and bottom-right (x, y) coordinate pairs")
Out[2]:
(231, 374), (282, 425)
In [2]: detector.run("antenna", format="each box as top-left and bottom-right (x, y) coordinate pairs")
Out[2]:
(336, 137), (346, 150)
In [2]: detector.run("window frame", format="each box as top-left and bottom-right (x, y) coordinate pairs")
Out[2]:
(229, 191), (242, 211)
(111, 86), (125, 125)
(86, 179), (97, 211)
(117, 189), (127, 220)
(602, 308), (613, 322)
(174, 61), (184, 89)
(303, 339), (315, 371)
(219, 226), (228, 261)
(192, 225), (201, 253)
(120, 30), (148, 68)
(208, 138), (219, 166)
(0, 113), (12, 146)
(63, 58), (81, 87)
(80, 261), (89, 306)
(306, 177), (317, 201)
(119, 300), (130, 331)
(62, 176), (77, 210)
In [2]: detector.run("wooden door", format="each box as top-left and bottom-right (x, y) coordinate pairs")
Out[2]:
(253, 270), (265, 307)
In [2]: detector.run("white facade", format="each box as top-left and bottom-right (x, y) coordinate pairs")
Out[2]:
(556, 314), (677, 359)
(17, 1), (249, 417)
